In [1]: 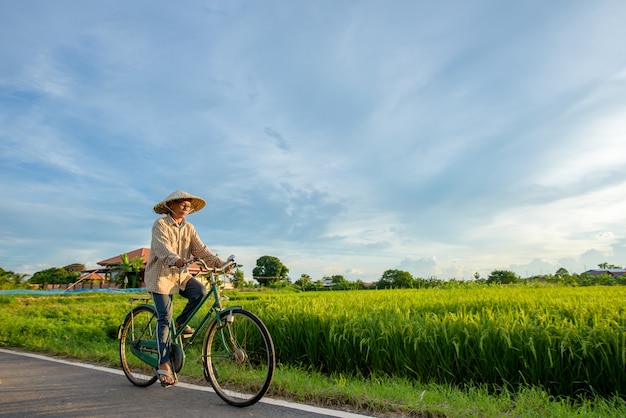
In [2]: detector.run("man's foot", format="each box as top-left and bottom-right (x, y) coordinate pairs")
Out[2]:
(179, 325), (194, 338)
(155, 364), (177, 387)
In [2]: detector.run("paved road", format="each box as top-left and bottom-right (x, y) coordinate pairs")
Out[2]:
(0, 349), (370, 418)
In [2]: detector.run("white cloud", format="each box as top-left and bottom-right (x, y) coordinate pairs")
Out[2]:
(468, 180), (626, 265)
(535, 105), (626, 189)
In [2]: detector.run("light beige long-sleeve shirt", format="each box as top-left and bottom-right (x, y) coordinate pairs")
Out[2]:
(144, 215), (224, 294)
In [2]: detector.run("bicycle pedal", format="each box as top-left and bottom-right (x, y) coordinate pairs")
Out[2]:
(178, 325), (195, 338)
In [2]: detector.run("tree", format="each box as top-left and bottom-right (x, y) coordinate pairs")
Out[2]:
(326, 275), (350, 290)
(63, 263), (85, 274)
(294, 274), (312, 291)
(0, 267), (28, 290)
(486, 270), (520, 284)
(376, 272), (392, 289)
(29, 267), (79, 286)
(376, 269), (414, 289)
(231, 268), (245, 289)
(252, 255), (289, 286)
(598, 262), (622, 269)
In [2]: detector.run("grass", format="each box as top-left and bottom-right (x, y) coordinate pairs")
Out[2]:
(1, 290), (625, 417)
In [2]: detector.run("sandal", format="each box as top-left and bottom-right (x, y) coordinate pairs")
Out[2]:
(176, 324), (194, 338)
(154, 366), (177, 388)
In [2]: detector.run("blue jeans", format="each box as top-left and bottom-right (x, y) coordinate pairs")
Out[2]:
(151, 277), (207, 365)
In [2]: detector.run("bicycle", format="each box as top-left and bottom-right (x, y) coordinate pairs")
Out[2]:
(118, 256), (275, 407)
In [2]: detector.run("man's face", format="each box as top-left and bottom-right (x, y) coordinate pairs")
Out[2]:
(169, 199), (192, 218)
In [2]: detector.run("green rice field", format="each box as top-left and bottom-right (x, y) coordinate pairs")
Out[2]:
(1, 285), (625, 415)
(245, 286), (626, 398)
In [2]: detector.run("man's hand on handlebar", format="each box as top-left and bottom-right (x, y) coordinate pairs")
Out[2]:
(221, 255), (236, 272)
(173, 255), (236, 272)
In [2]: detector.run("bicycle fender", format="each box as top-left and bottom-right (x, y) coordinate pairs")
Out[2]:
(216, 306), (243, 322)
(220, 305), (243, 312)
(218, 306), (242, 315)
(134, 303), (156, 311)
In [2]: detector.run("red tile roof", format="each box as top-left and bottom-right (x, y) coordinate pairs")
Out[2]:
(97, 247), (150, 266)
(77, 271), (109, 282)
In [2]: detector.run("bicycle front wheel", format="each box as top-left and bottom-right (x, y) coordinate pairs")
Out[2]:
(202, 308), (275, 407)
(119, 305), (159, 387)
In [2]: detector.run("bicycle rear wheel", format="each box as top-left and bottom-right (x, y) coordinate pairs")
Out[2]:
(119, 305), (159, 386)
(202, 308), (275, 407)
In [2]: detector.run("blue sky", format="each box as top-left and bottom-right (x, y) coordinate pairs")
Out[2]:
(2, 1), (626, 283)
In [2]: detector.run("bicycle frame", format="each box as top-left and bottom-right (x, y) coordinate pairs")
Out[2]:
(175, 271), (242, 349)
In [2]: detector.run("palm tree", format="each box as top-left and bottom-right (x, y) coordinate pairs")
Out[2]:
(110, 253), (145, 288)
(0, 268), (28, 289)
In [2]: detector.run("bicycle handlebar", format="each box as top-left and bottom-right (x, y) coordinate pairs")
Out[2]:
(186, 254), (236, 273)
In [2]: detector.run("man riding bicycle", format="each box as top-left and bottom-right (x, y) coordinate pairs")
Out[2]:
(144, 190), (226, 387)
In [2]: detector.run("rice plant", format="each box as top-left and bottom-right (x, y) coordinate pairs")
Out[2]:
(242, 286), (626, 398)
